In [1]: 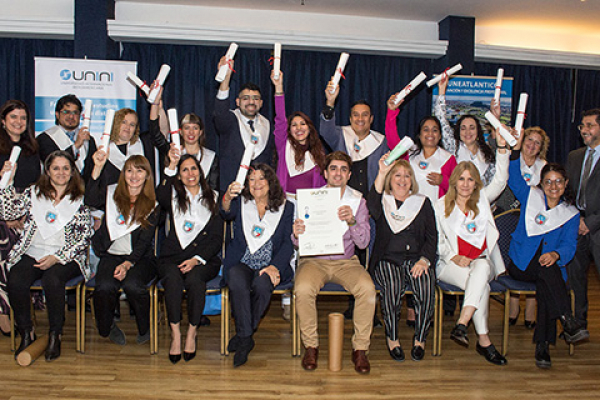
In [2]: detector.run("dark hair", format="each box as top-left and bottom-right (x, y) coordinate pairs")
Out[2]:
(164, 113), (207, 167)
(324, 151), (353, 171)
(0, 100), (38, 156)
(453, 115), (495, 164)
(54, 94), (82, 125)
(238, 83), (262, 98)
(241, 163), (285, 211)
(410, 116), (443, 156)
(582, 108), (600, 126)
(350, 99), (372, 114)
(539, 163), (575, 206)
(287, 111), (326, 171)
(173, 154), (217, 215)
(115, 155), (156, 228)
(36, 150), (85, 202)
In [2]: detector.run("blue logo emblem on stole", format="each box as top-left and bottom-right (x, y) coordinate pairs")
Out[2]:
(252, 225), (265, 238)
(535, 213), (547, 225)
(184, 220), (194, 232)
(354, 142), (361, 152)
(523, 173), (532, 182)
(466, 222), (477, 233)
(116, 214), (126, 225)
(419, 161), (428, 170)
(251, 135), (259, 145)
(391, 211), (405, 221)
(45, 212), (57, 224)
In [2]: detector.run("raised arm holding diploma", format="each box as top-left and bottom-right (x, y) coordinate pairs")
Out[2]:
(426, 63), (462, 88)
(493, 68), (504, 102)
(273, 43), (282, 80)
(296, 187), (344, 256)
(0, 146), (21, 188)
(394, 72), (427, 105)
(99, 109), (115, 151)
(514, 93), (528, 138)
(166, 108), (181, 150)
(215, 43), (239, 83)
(81, 100), (93, 129)
(384, 137), (414, 166)
(485, 111), (517, 147)
(127, 72), (150, 96)
(329, 52), (349, 94)
(147, 64), (171, 104)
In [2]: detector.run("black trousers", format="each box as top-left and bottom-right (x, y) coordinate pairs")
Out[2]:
(8, 255), (81, 334)
(566, 232), (600, 327)
(158, 257), (220, 326)
(507, 245), (570, 344)
(94, 254), (156, 337)
(227, 263), (274, 338)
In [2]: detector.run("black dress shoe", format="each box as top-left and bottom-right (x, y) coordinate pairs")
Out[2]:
(183, 351), (196, 362)
(169, 353), (182, 364)
(535, 341), (551, 369)
(450, 324), (469, 347)
(388, 345), (405, 362)
(15, 330), (36, 359)
(411, 345), (425, 361)
(233, 336), (254, 367)
(228, 335), (241, 353)
(406, 319), (416, 328)
(524, 320), (536, 330)
(561, 315), (590, 344)
(476, 343), (507, 366)
(199, 315), (211, 327)
(373, 315), (383, 328)
(45, 331), (61, 361)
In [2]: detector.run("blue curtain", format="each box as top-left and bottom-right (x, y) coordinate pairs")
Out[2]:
(572, 68), (600, 150)
(0, 38), (74, 108)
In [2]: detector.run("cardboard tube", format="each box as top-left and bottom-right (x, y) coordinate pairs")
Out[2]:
(328, 312), (344, 371)
(17, 335), (48, 366)
(0, 146), (21, 189)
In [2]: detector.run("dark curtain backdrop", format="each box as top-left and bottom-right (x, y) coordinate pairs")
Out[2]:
(572, 69), (600, 151)
(0, 38), (74, 109)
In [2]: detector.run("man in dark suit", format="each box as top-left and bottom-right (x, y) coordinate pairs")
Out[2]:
(566, 108), (600, 328)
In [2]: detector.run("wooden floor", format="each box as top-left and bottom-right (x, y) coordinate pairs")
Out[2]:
(2, 270), (600, 400)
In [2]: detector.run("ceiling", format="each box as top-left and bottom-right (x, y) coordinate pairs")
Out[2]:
(121, 0), (599, 33)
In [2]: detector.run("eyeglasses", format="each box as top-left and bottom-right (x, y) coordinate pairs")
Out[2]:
(60, 110), (81, 116)
(577, 123), (598, 131)
(239, 95), (261, 101)
(542, 178), (565, 187)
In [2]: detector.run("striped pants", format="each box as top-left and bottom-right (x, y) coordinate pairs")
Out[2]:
(373, 260), (435, 343)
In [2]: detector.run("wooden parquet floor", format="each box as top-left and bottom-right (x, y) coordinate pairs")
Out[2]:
(1, 269), (600, 400)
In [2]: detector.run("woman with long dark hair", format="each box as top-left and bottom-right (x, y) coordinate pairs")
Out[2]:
(4, 151), (92, 361)
(157, 153), (223, 363)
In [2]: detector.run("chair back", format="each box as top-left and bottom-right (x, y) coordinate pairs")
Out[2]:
(494, 209), (520, 266)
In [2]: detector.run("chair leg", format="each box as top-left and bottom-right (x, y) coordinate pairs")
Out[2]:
(10, 307), (15, 352)
(569, 290), (575, 356)
(291, 290), (297, 357)
(80, 287), (87, 354)
(76, 282), (82, 353)
(437, 288), (444, 356)
(149, 285), (155, 355)
(220, 287), (228, 356)
(502, 291), (510, 356)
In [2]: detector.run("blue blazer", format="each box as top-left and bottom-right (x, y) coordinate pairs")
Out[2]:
(220, 197), (294, 285)
(508, 159), (579, 280)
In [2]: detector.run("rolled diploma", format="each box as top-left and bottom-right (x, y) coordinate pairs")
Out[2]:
(0, 146), (22, 189)
(167, 108), (181, 150)
(147, 64), (171, 104)
(493, 68), (504, 102)
(394, 72), (427, 105)
(17, 335), (48, 366)
(215, 43), (239, 83)
(81, 99), (93, 129)
(99, 109), (115, 151)
(329, 52), (350, 94)
(328, 313), (344, 372)
(485, 111), (516, 147)
(126, 72), (150, 96)
(514, 93), (528, 138)
(426, 63), (463, 87)
(235, 143), (255, 185)
(384, 136), (415, 166)
(273, 43), (282, 80)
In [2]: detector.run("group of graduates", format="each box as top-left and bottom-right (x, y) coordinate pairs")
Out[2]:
(0, 55), (596, 374)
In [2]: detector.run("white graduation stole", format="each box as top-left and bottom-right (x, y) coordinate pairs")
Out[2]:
(411, 147), (452, 201)
(172, 188), (214, 249)
(338, 185), (362, 234)
(105, 184), (141, 241)
(457, 143), (489, 180)
(233, 109), (270, 159)
(447, 197), (490, 249)
(525, 187), (579, 236)
(241, 198), (285, 254)
(182, 147), (216, 178)
(31, 190), (82, 240)
(342, 126), (384, 162)
(520, 156), (547, 186)
(107, 140), (144, 171)
(285, 140), (316, 178)
(45, 125), (76, 151)
(382, 193), (426, 234)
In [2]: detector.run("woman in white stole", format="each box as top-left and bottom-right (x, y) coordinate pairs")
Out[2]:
(507, 161), (588, 368)
(221, 163), (294, 367)
(435, 132), (510, 366)
(85, 155), (158, 346)
(368, 157), (437, 362)
(157, 154), (223, 364)
(4, 151), (92, 361)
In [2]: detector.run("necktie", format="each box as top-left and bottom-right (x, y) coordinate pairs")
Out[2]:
(578, 148), (595, 209)
(65, 130), (76, 143)
(248, 120), (255, 132)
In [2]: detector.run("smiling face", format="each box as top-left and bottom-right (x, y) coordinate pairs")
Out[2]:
(522, 132), (543, 159)
(541, 170), (567, 205)
(181, 122), (202, 146)
(580, 115), (600, 148)
(290, 116), (309, 145)
(236, 89), (263, 119)
(459, 117), (479, 147)
(47, 156), (72, 188)
(2, 108), (27, 139)
(178, 157), (200, 189)
(456, 169), (477, 200)
(324, 159), (351, 189)
(124, 164), (148, 193)
(117, 113), (138, 144)
(419, 119), (441, 149)
(390, 165), (412, 201)
(349, 104), (373, 138)
(56, 102), (81, 131)
(248, 169), (270, 201)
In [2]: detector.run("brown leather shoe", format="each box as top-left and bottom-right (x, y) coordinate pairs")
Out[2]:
(352, 349), (370, 374)
(302, 347), (318, 370)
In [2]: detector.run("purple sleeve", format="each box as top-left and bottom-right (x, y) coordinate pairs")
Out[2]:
(349, 198), (370, 250)
(439, 155), (457, 197)
(385, 109), (401, 149)
(274, 95), (288, 153)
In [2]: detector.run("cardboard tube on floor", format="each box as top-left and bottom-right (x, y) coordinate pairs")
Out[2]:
(17, 335), (48, 366)
(328, 312), (344, 371)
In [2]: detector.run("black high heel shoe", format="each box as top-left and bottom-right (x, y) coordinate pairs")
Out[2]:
(509, 306), (521, 326)
(169, 353), (181, 364)
(183, 350), (196, 362)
